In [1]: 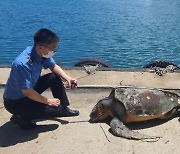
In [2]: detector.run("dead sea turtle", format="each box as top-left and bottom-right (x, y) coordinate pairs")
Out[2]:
(89, 87), (180, 141)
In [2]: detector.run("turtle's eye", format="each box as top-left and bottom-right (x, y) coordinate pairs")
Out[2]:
(98, 103), (104, 109)
(96, 104), (106, 118)
(97, 107), (103, 115)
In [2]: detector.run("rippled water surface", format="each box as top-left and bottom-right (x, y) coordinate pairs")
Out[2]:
(0, 0), (180, 68)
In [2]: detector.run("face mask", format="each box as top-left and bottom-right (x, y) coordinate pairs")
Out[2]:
(42, 51), (55, 58)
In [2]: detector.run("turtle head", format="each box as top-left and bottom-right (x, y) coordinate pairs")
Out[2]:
(89, 97), (112, 122)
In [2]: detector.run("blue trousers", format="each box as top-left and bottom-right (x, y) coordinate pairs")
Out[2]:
(4, 73), (70, 121)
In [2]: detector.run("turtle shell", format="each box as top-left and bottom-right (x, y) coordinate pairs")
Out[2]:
(114, 87), (179, 116)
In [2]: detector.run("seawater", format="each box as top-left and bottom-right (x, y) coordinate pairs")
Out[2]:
(0, 0), (180, 68)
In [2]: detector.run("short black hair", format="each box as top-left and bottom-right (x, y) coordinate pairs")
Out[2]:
(34, 28), (60, 45)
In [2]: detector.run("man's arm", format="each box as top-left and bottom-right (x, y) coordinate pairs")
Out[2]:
(51, 64), (71, 80)
(22, 88), (60, 107)
(50, 64), (77, 87)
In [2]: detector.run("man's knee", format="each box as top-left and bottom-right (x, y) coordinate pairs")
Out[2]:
(49, 73), (62, 82)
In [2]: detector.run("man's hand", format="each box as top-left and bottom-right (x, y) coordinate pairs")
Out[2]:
(63, 79), (77, 89)
(69, 79), (77, 89)
(47, 98), (61, 107)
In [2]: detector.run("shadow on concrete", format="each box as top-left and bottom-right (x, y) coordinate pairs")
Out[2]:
(0, 121), (59, 147)
(89, 116), (180, 131)
(127, 119), (170, 130)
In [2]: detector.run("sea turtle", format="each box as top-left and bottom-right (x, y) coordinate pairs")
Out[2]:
(89, 86), (180, 141)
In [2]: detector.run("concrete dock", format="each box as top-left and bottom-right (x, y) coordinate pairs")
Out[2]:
(0, 67), (180, 154)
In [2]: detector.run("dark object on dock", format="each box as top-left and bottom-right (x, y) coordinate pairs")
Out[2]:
(74, 58), (112, 67)
(143, 60), (179, 69)
(144, 61), (179, 76)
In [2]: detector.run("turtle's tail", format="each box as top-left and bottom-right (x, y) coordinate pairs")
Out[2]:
(110, 118), (162, 142)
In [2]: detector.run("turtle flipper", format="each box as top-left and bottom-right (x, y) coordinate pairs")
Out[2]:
(110, 117), (161, 142)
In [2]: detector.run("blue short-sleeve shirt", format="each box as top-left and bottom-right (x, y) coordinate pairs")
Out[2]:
(3, 46), (56, 100)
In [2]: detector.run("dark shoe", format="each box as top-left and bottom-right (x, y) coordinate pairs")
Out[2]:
(61, 107), (79, 117)
(10, 115), (36, 130)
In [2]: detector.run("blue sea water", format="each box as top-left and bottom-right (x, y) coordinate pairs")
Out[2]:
(0, 0), (180, 68)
